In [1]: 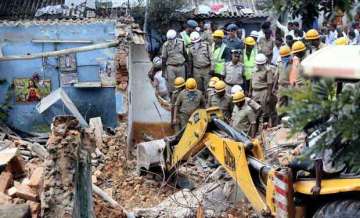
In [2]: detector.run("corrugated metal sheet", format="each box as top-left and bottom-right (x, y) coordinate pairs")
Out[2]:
(0, 0), (65, 19)
(189, 0), (267, 19)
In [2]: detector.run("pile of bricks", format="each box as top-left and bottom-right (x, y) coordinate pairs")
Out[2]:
(0, 147), (43, 218)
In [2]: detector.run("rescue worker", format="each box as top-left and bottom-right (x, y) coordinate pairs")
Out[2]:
(250, 30), (259, 43)
(202, 22), (213, 45)
(224, 24), (244, 61)
(290, 41), (307, 86)
(174, 78), (205, 129)
(305, 29), (326, 55)
(258, 29), (275, 62)
(231, 91), (257, 138)
(335, 37), (349, 45)
(171, 77), (185, 132)
(188, 31), (212, 92)
(251, 53), (274, 127)
(211, 30), (230, 79)
(243, 36), (257, 94)
(274, 46), (292, 117)
(224, 49), (244, 95)
(151, 57), (169, 100)
(206, 76), (219, 101)
(162, 29), (187, 93)
(180, 19), (198, 51)
(207, 80), (232, 122)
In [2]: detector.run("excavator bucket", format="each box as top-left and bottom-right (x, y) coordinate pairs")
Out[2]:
(136, 139), (166, 174)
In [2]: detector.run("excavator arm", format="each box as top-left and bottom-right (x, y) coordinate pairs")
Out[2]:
(162, 107), (271, 214)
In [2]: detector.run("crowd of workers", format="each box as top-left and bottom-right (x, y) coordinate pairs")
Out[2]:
(149, 19), (355, 137)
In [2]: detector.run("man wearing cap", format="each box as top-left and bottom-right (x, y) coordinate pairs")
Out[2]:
(188, 31), (212, 92)
(224, 24), (244, 61)
(162, 29), (187, 93)
(171, 77), (186, 131)
(243, 36), (257, 94)
(211, 30), (230, 78)
(174, 78), (205, 129)
(258, 29), (275, 62)
(251, 53), (274, 127)
(180, 20), (198, 52)
(305, 29), (326, 55)
(290, 41), (307, 87)
(207, 80), (232, 122)
(224, 49), (244, 95)
(231, 91), (257, 138)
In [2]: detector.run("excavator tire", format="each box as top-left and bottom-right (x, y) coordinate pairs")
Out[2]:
(313, 200), (360, 218)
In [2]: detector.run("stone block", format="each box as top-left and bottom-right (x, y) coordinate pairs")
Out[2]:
(0, 171), (13, 193)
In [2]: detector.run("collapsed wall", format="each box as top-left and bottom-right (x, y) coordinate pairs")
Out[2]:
(41, 116), (95, 218)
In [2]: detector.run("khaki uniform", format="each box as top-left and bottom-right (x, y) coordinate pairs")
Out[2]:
(208, 94), (232, 122)
(231, 102), (257, 133)
(258, 38), (274, 60)
(175, 89), (205, 128)
(162, 39), (186, 92)
(189, 42), (212, 92)
(251, 66), (274, 120)
(276, 61), (292, 109)
(201, 30), (213, 45)
(224, 62), (244, 86)
(171, 89), (182, 132)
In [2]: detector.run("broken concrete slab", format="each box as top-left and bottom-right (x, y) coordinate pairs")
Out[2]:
(0, 171), (14, 193)
(0, 204), (31, 218)
(8, 183), (38, 202)
(36, 88), (88, 127)
(89, 117), (104, 147)
(28, 167), (44, 189)
(0, 147), (19, 167)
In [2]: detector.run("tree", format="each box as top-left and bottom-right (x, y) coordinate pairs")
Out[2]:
(281, 80), (360, 174)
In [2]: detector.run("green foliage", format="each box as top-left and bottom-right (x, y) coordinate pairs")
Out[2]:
(282, 80), (360, 174)
(130, 0), (186, 33)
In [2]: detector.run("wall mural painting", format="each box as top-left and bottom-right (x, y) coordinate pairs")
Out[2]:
(14, 78), (51, 103)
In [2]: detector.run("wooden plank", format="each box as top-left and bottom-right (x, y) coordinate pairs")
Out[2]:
(0, 40), (119, 61)
(32, 39), (93, 44)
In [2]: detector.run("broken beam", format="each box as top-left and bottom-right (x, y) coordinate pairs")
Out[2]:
(0, 40), (119, 61)
(32, 39), (93, 44)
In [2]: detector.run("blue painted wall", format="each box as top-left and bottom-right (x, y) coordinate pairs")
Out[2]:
(0, 21), (118, 132)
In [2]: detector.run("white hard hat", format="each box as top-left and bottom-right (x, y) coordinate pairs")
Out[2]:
(190, 31), (201, 43)
(250, 30), (259, 38)
(166, 29), (177, 40)
(255, 53), (267, 65)
(231, 85), (243, 95)
(153, 56), (162, 67)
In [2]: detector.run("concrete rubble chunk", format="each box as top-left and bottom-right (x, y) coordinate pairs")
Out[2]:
(9, 183), (38, 202)
(89, 117), (104, 147)
(0, 147), (18, 167)
(27, 200), (40, 218)
(5, 156), (26, 178)
(0, 192), (11, 204)
(0, 204), (31, 218)
(0, 171), (14, 193)
(28, 167), (44, 189)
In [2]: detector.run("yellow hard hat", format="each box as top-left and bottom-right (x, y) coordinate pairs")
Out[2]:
(208, 77), (220, 88)
(185, 78), (197, 91)
(244, 37), (256, 46)
(212, 30), (225, 38)
(214, 80), (226, 93)
(174, 77), (185, 88)
(279, 46), (291, 57)
(335, 37), (349, 45)
(305, 29), (320, 40)
(291, 41), (306, 54)
(232, 91), (245, 103)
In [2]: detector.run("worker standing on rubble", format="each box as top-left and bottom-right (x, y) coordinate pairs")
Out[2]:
(174, 78), (205, 129)
(188, 31), (212, 92)
(224, 49), (244, 94)
(274, 46), (292, 119)
(290, 41), (307, 86)
(251, 53), (274, 128)
(162, 29), (187, 93)
(231, 91), (257, 138)
(211, 30), (230, 79)
(207, 80), (232, 123)
(305, 29), (326, 55)
(171, 77), (186, 132)
(180, 20), (198, 52)
(258, 29), (275, 62)
(243, 37), (257, 94)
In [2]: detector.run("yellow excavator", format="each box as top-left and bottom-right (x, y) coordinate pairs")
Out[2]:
(137, 46), (360, 217)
